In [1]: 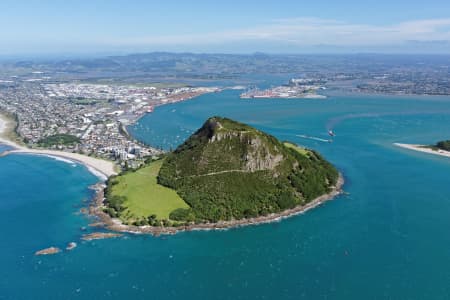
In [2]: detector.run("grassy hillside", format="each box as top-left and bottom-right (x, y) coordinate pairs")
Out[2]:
(283, 142), (309, 156)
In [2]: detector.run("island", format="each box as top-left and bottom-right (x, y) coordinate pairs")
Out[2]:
(97, 117), (343, 234)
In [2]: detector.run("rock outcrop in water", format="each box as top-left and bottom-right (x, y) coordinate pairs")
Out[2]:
(35, 247), (61, 256)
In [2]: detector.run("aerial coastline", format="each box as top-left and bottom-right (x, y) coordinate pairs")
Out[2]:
(91, 117), (345, 235)
(0, 113), (117, 178)
(1, 90), (346, 238)
(0, 87), (218, 179)
(90, 174), (344, 235)
(3, 0), (450, 297)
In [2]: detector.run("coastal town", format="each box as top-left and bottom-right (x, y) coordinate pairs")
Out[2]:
(240, 78), (327, 99)
(0, 79), (219, 169)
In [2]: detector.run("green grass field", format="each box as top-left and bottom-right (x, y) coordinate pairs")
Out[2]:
(110, 160), (189, 221)
(283, 142), (310, 156)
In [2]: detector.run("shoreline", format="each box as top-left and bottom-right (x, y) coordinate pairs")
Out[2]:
(394, 143), (450, 159)
(0, 114), (117, 179)
(2, 90), (345, 236)
(123, 87), (222, 127)
(88, 174), (344, 236)
(0, 89), (221, 180)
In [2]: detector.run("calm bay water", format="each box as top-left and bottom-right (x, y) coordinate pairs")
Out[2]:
(2, 91), (450, 299)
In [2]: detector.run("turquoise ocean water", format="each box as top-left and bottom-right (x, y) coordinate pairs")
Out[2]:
(2, 90), (450, 299)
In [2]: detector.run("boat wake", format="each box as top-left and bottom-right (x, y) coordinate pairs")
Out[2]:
(296, 134), (332, 143)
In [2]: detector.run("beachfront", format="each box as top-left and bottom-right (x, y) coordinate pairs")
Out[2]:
(0, 114), (117, 178)
(394, 143), (450, 159)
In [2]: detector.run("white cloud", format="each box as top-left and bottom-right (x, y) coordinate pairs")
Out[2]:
(100, 17), (450, 48)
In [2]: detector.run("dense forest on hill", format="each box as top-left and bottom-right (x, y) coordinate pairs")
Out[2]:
(158, 117), (338, 223)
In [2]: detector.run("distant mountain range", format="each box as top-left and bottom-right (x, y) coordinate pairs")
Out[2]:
(3, 52), (450, 77)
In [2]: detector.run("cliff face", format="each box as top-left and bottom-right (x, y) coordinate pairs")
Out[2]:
(167, 117), (287, 176)
(158, 117), (339, 222)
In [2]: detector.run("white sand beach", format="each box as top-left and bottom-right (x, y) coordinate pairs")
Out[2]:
(0, 114), (117, 178)
(0, 115), (18, 148)
(394, 143), (450, 159)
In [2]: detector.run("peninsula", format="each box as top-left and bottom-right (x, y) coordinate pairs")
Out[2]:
(395, 142), (450, 160)
(100, 117), (343, 234)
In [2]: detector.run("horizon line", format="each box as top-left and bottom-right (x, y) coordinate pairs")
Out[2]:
(1, 50), (450, 61)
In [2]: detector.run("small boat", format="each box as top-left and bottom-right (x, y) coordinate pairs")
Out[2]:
(328, 130), (336, 137)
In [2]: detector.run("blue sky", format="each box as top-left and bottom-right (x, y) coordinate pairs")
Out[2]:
(1, 0), (450, 55)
